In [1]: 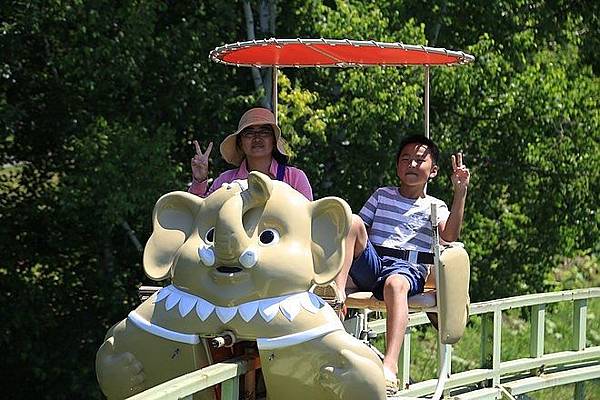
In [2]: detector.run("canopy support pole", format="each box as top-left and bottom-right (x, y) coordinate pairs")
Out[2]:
(272, 67), (278, 123)
(423, 66), (431, 194)
(424, 66), (430, 138)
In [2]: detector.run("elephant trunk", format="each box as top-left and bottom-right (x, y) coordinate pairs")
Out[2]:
(214, 174), (273, 264)
(214, 194), (251, 262)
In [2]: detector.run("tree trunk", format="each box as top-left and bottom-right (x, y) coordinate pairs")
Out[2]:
(243, 0), (268, 108)
(242, 0), (277, 110)
(259, 0), (273, 109)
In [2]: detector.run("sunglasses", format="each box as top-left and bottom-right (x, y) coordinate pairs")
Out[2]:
(240, 127), (274, 139)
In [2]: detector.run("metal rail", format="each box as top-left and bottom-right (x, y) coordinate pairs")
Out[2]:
(387, 287), (600, 399)
(126, 355), (255, 400)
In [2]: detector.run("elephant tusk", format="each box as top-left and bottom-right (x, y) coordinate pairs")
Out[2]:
(239, 248), (258, 269)
(198, 245), (215, 266)
(221, 180), (248, 191)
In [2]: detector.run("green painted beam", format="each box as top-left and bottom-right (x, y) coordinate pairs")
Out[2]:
(368, 313), (432, 335)
(574, 381), (585, 400)
(368, 289), (600, 333)
(400, 350), (600, 397)
(126, 357), (251, 400)
(221, 376), (240, 400)
(529, 304), (545, 359)
(500, 347), (600, 375)
(573, 299), (587, 351)
(469, 288), (600, 316)
(503, 363), (600, 395)
(398, 330), (412, 389)
(481, 314), (494, 370)
(453, 387), (502, 400)
(399, 368), (495, 397)
(492, 311), (502, 386)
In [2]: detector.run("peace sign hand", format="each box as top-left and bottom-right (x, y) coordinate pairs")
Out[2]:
(191, 140), (213, 182)
(451, 153), (470, 194)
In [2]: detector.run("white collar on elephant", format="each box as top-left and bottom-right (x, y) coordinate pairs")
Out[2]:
(127, 311), (343, 346)
(154, 284), (327, 323)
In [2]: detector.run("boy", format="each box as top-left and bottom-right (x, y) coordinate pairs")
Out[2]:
(334, 134), (470, 394)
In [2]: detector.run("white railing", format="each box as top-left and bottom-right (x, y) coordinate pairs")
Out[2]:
(127, 355), (257, 400)
(380, 287), (600, 399)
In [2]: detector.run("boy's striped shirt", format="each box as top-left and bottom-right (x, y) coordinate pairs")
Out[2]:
(359, 187), (450, 253)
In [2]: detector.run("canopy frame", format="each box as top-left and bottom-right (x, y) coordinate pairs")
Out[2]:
(210, 37), (475, 139)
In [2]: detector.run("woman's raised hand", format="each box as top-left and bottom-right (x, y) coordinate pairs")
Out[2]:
(191, 140), (213, 182)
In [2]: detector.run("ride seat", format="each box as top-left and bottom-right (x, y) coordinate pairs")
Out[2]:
(344, 243), (470, 345)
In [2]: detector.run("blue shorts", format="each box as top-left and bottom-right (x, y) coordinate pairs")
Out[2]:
(349, 240), (427, 301)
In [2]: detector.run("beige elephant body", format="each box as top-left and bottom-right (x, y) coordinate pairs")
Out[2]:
(96, 172), (385, 400)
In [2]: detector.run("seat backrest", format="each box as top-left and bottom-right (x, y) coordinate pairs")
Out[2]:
(436, 244), (470, 344)
(431, 204), (470, 344)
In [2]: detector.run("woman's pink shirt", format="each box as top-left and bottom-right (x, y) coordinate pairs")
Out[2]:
(188, 158), (313, 200)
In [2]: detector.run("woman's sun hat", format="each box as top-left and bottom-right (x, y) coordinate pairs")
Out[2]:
(220, 107), (288, 166)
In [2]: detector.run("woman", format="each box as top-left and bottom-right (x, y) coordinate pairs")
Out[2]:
(189, 107), (313, 200)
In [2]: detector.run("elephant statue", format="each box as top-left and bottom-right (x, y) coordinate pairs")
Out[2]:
(96, 172), (385, 400)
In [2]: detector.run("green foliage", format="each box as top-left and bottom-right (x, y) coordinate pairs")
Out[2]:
(1, 0), (598, 398)
(1, 2), (250, 398)
(429, 34), (600, 299)
(281, 0), (599, 301)
(547, 252), (600, 290)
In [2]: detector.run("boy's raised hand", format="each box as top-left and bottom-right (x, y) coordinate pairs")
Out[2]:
(451, 153), (470, 194)
(191, 140), (213, 182)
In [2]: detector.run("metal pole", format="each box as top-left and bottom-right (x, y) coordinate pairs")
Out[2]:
(272, 67), (278, 123)
(424, 66), (430, 138)
(424, 66), (430, 194)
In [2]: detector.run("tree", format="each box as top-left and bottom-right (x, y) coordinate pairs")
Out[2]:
(1, 0), (597, 398)
(1, 2), (253, 398)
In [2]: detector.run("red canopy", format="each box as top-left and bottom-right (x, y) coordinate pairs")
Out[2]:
(210, 38), (474, 68)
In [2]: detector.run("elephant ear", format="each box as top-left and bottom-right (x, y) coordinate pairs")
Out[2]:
(244, 172), (273, 208)
(310, 197), (352, 285)
(143, 191), (203, 281)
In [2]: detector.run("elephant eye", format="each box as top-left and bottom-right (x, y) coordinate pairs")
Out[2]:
(205, 227), (215, 244)
(259, 229), (279, 246)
